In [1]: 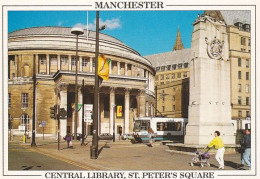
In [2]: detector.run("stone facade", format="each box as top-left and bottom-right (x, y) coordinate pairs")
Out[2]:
(227, 23), (251, 129)
(8, 27), (155, 137)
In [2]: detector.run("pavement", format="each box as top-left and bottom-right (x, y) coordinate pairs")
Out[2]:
(9, 135), (249, 171)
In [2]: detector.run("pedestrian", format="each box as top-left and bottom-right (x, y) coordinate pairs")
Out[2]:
(147, 127), (154, 147)
(65, 132), (72, 148)
(119, 128), (122, 140)
(206, 131), (225, 169)
(240, 129), (251, 169)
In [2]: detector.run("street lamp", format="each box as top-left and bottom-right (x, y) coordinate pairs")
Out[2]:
(112, 104), (116, 142)
(71, 27), (84, 141)
(91, 11), (106, 159)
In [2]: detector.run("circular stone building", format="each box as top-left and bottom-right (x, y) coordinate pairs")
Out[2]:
(8, 26), (155, 137)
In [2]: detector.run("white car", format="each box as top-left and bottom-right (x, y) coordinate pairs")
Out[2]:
(121, 133), (134, 140)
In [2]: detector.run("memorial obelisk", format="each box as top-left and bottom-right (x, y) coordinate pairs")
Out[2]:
(184, 11), (235, 145)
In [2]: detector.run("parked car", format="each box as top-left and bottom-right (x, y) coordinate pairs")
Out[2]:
(121, 133), (134, 140)
(71, 133), (86, 141)
(99, 133), (113, 140)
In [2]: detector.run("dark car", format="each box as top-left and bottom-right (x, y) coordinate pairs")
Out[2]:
(98, 133), (113, 140)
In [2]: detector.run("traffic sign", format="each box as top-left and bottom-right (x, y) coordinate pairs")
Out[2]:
(41, 120), (46, 127)
(84, 104), (93, 122)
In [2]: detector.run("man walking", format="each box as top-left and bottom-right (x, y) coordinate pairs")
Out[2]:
(207, 131), (225, 169)
(241, 129), (251, 169)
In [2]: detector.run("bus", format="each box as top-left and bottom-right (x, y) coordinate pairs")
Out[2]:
(132, 117), (188, 143)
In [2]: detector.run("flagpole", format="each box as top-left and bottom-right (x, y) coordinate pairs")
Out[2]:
(87, 11), (89, 41)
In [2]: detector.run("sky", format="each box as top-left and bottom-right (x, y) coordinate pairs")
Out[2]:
(8, 11), (203, 56)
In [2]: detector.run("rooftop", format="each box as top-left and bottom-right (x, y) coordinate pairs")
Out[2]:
(145, 48), (192, 67)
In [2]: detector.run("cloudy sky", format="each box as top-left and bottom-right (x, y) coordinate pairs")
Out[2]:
(8, 11), (203, 56)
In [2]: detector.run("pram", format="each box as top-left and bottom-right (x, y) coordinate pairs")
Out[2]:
(190, 150), (210, 167)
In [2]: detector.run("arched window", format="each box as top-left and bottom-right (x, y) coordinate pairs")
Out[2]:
(21, 113), (29, 131)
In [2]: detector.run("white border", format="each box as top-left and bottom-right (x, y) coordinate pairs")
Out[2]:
(1, 0), (259, 178)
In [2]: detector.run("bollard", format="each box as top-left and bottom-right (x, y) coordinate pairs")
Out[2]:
(23, 135), (26, 143)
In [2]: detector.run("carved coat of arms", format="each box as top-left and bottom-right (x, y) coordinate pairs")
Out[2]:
(205, 37), (224, 60)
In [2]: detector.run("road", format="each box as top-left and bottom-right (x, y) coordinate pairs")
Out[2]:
(8, 142), (85, 170)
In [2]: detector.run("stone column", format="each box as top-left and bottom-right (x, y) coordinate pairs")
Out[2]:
(109, 60), (112, 74)
(57, 54), (60, 71)
(90, 57), (93, 72)
(46, 54), (50, 74)
(125, 63), (128, 76)
(109, 88), (115, 134)
(15, 55), (18, 77)
(68, 55), (72, 71)
(59, 83), (68, 137)
(138, 90), (146, 117)
(117, 61), (120, 75)
(124, 88), (130, 134)
(79, 56), (83, 72)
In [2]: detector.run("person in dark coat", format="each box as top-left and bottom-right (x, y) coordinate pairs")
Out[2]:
(240, 129), (251, 169)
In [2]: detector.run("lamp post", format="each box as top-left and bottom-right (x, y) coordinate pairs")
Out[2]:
(112, 104), (116, 142)
(71, 27), (84, 141)
(91, 11), (106, 159)
(31, 54), (37, 147)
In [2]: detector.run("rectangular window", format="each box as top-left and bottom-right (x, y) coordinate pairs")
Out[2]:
(245, 84), (249, 93)
(238, 110), (242, 117)
(156, 122), (181, 131)
(238, 96), (241, 105)
(248, 38), (251, 46)
(246, 59), (249, 68)
(178, 63), (182, 69)
(172, 64), (177, 70)
(238, 84), (242, 92)
(184, 63), (189, 68)
(50, 55), (57, 66)
(183, 72), (188, 78)
(238, 58), (241, 67)
(82, 58), (88, 67)
(246, 97), (249, 105)
(61, 56), (68, 66)
(173, 95), (175, 101)
(160, 75), (164, 80)
(166, 74), (170, 80)
(161, 66), (165, 71)
(246, 111), (250, 117)
(156, 67), (160, 71)
(171, 73), (175, 79)
(241, 37), (246, 45)
(21, 93), (28, 108)
(8, 93), (11, 108)
(71, 57), (77, 66)
(162, 106), (165, 112)
(238, 71), (241, 79)
(39, 55), (46, 65)
(172, 105), (175, 111)
(177, 73), (181, 78)
(246, 72), (249, 80)
(167, 65), (171, 71)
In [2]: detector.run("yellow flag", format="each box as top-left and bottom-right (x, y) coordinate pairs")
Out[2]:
(117, 106), (123, 117)
(98, 54), (110, 81)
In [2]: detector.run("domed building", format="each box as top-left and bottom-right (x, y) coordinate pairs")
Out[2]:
(8, 26), (155, 137)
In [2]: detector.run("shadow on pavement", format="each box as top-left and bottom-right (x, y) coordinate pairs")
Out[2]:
(224, 160), (240, 169)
